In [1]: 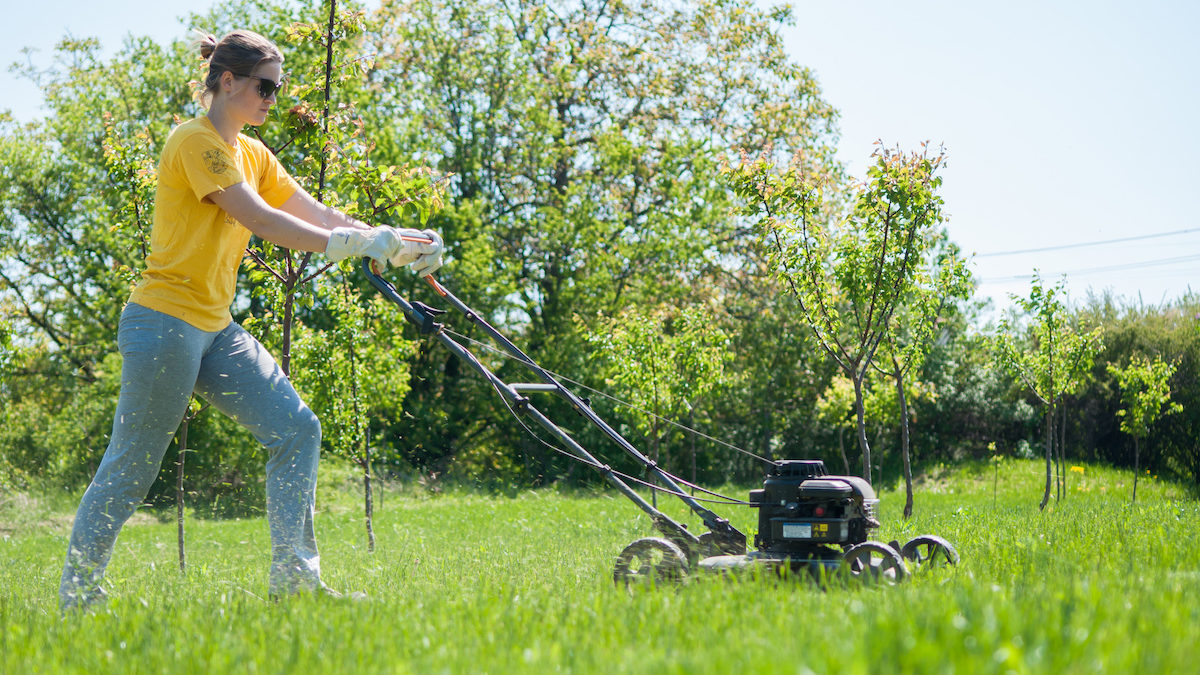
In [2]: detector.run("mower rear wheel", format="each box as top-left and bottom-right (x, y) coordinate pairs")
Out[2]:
(613, 537), (689, 588)
(841, 541), (908, 585)
(900, 535), (959, 569)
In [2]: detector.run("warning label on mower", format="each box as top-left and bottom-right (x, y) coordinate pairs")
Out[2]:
(781, 522), (833, 539)
(782, 523), (813, 539)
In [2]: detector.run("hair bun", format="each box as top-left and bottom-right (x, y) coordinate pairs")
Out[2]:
(192, 30), (218, 60)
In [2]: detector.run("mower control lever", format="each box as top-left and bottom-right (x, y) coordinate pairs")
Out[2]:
(409, 301), (446, 335)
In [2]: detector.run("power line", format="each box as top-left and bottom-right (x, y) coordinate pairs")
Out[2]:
(975, 227), (1200, 258)
(979, 253), (1200, 283)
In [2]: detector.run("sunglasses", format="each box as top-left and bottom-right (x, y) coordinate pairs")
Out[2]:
(239, 74), (287, 99)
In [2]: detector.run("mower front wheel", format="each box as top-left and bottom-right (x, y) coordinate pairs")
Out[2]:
(613, 537), (689, 588)
(841, 541), (908, 585)
(900, 535), (959, 569)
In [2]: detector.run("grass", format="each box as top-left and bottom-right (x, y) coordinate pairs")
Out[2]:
(2, 458), (1198, 674)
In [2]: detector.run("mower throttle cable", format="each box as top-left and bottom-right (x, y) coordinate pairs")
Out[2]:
(454, 334), (753, 507)
(442, 326), (778, 468)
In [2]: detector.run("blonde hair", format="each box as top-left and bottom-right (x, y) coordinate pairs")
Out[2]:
(193, 29), (283, 106)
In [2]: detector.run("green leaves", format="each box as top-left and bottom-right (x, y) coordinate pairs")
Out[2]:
(0, 36), (190, 382)
(1108, 354), (1180, 440)
(0, 0), (847, 486)
(727, 145), (950, 373)
(725, 156), (836, 349)
(100, 113), (157, 273)
(584, 304), (735, 474)
(290, 277), (416, 466)
(995, 273), (1104, 406)
(587, 305), (734, 432)
(726, 144), (955, 479)
(337, 164), (450, 226)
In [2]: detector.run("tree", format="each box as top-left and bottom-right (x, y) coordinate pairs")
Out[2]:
(219, 0), (446, 376)
(0, 0), (847, 491)
(995, 273), (1102, 509)
(0, 37), (190, 384)
(1068, 292), (1200, 488)
(0, 37), (211, 488)
(234, 0), (444, 544)
(871, 235), (971, 517)
(727, 144), (951, 484)
(1108, 355), (1180, 503)
(585, 305), (735, 487)
(360, 0), (839, 477)
(288, 279), (418, 548)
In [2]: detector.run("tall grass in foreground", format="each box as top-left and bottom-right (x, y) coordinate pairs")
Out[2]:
(2, 459), (1198, 674)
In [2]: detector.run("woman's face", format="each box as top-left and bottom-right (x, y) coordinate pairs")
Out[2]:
(222, 60), (283, 127)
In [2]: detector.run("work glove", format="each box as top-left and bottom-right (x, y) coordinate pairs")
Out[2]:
(390, 228), (444, 278)
(325, 226), (404, 268)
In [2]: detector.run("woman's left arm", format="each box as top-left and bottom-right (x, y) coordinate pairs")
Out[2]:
(276, 184), (446, 277)
(278, 187), (370, 232)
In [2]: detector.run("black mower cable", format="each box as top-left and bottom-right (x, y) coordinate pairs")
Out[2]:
(453, 337), (753, 507)
(484, 370), (753, 507)
(443, 326), (778, 467)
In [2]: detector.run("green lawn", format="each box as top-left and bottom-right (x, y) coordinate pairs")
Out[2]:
(2, 459), (1198, 674)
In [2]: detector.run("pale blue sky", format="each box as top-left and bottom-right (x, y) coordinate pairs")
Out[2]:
(3, 0), (1197, 314)
(782, 0), (1199, 313)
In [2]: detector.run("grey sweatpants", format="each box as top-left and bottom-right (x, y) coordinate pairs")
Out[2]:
(60, 303), (323, 609)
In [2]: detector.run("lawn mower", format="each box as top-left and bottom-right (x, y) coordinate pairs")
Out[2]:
(364, 262), (959, 587)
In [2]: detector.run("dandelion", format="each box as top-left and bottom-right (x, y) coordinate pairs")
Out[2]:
(1070, 466), (1085, 475)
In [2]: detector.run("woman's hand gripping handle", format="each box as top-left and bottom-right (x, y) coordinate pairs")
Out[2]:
(326, 227), (445, 279)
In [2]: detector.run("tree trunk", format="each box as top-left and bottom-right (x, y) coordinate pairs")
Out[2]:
(650, 362), (660, 508)
(650, 419), (660, 510)
(852, 372), (872, 484)
(363, 455), (375, 552)
(837, 426), (850, 475)
(1053, 404), (1061, 502)
(894, 362), (914, 519)
(1058, 400), (1067, 500)
(760, 400), (773, 463)
(874, 427), (884, 483)
(281, 290), (294, 376)
(176, 415), (189, 573)
(688, 409), (696, 494)
(1039, 402), (1053, 510)
(1132, 437), (1140, 504)
(993, 460), (1000, 508)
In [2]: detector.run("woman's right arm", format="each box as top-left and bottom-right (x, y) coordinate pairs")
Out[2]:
(206, 182), (332, 252)
(205, 182), (418, 266)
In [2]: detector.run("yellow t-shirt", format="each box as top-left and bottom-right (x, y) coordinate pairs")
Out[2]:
(129, 116), (299, 331)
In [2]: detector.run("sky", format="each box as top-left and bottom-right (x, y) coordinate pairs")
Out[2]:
(2, 0), (1197, 315)
(781, 0), (1200, 314)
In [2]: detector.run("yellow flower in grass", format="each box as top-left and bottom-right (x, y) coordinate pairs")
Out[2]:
(1070, 466), (1085, 474)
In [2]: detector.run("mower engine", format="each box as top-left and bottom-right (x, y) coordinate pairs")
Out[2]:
(750, 459), (880, 557)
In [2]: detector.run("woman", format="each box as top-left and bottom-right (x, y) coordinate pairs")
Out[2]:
(59, 29), (441, 610)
